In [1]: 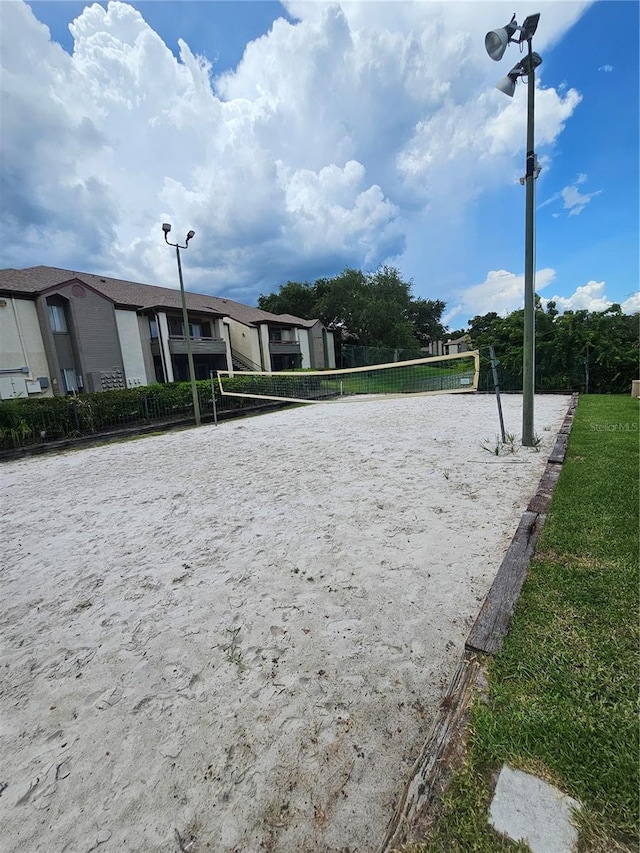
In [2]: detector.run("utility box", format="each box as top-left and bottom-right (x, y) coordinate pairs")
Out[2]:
(631, 380), (640, 398)
(86, 370), (126, 393)
(0, 376), (27, 399)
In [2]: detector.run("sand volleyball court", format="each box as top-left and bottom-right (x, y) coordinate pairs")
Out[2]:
(1, 393), (569, 852)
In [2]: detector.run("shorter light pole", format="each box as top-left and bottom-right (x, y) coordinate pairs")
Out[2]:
(162, 223), (201, 426)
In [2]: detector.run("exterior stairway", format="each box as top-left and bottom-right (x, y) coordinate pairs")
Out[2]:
(230, 349), (262, 372)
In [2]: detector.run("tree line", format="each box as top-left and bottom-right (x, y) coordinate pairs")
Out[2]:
(468, 298), (638, 393)
(258, 266), (639, 393)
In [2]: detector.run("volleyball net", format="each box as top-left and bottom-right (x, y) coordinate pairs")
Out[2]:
(217, 350), (480, 404)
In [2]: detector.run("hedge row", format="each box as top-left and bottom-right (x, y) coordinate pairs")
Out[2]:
(0, 381), (250, 449)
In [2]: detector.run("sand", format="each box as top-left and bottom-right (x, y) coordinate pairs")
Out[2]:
(0, 393), (570, 853)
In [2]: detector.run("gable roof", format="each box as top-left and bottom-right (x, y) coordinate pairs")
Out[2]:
(0, 266), (317, 328)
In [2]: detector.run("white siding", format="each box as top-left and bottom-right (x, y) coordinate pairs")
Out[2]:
(259, 324), (271, 372)
(326, 330), (336, 368)
(115, 309), (148, 387)
(226, 318), (262, 369)
(299, 328), (311, 369)
(157, 312), (174, 382)
(221, 320), (233, 373)
(0, 298), (52, 395)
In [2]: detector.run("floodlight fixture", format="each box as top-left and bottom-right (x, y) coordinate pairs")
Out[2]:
(495, 52), (542, 96)
(485, 12), (540, 61)
(523, 51), (543, 74)
(496, 73), (518, 97)
(485, 13), (518, 61)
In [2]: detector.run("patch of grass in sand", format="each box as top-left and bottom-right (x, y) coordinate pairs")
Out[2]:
(398, 395), (639, 853)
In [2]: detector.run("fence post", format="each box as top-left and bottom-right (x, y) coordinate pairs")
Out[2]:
(210, 371), (218, 426)
(143, 394), (150, 421)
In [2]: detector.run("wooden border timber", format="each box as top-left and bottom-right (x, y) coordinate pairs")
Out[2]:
(377, 650), (484, 853)
(466, 391), (578, 654)
(379, 392), (578, 852)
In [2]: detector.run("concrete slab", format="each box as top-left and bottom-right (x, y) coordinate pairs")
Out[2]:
(489, 764), (581, 853)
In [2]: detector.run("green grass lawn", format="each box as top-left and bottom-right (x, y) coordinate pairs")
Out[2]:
(400, 395), (639, 853)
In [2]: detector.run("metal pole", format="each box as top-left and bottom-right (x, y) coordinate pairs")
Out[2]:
(210, 370), (218, 426)
(584, 342), (590, 394)
(176, 244), (201, 426)
(489, 346), (506, 443)
(522, 38), (536, 446)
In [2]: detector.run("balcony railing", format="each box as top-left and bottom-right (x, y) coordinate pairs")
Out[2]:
(269, 340), (301, 355)
(150, 337), (227, 356)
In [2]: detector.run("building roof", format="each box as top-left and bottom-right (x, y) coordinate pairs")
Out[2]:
(277, 314), (319, 329)
(0, 266), (316, 329)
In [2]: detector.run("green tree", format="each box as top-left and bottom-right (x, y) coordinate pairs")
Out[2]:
(258, 266), (430, 351)
(467, 301), (639, 393)
(585, 306), (639, 392)
(258, 280), (317, 318)
(409, 297), (447, 345)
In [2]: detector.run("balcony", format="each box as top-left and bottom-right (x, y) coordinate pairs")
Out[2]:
(269, 340), (301, 356)
(150, 337), (227, 356)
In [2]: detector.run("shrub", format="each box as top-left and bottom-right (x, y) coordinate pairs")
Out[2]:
(0, 380), (253, 450)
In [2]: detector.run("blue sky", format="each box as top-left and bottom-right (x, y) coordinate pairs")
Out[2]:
(1, 0), (638, 326)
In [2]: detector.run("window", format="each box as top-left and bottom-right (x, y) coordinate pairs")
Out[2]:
(49, 304), (67, 333)
(168, 317), (184, 337)
(190, 321), (211, 339)
(62, 369), (77, 393)
(167, 317), (213, 339)
(149, 318), (159, 339)
(270, 328), (283, 342)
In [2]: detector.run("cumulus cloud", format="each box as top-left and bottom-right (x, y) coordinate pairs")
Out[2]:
(444, 275), (639, 328)
(598, 64), (613, 72)
(0, 0), (589, 301)
(445, 268), (557, 322)
(622, 292), (640, 313)
(542, 282), (640, 314)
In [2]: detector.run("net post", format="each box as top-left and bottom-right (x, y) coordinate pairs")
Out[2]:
(489, 346), (506, 443)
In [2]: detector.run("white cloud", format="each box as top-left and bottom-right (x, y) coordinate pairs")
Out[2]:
(445, 276), (639, 327)
(442, 304), (464, 328)
(447, 268), (557, 321)
(542, 282), (640, 314)
(539, 174), (601, 217)
(0, 0), (589, 301)
(598, 64), (614, 72)
(622, 292), (640, 313)
(561, 184), (602, 216)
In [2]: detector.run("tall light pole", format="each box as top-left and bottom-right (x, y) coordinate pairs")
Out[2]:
(485, 13), (542, 447)
(162, 223), (201, 427)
